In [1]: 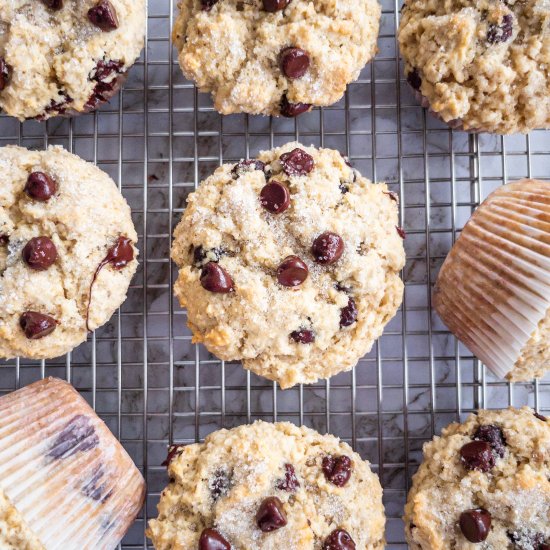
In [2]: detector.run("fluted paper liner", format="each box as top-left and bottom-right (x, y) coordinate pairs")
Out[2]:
(0, 378), (145, 550)
(434, 179), (550, 379)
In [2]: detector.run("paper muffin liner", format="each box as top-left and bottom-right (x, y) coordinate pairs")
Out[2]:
(0, 377), (145, 550)
(433, 179), (550, 379)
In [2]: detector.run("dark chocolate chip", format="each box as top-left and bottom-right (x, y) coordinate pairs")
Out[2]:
(277, 463), (300, 491)
(290, 329), (315, 344)
(0, 58), (11, 92)
(256, 496), (287, 532)
(39, 92), (73, 118)
(210, 469), (232, 500)
(42, 0), (63, 9)
(280, 94), (312, 117)
(201, 262), (234, 293)
(199, 528), (231, 550)
(260, 181), (290, 214)
(322, 455), (352, 487)
(161, 444), (185, 467)
(312, 231), (344, 265)
(22, 237), (58, 271)
(534, 412), (547, 422)
(384, 191), (399, 202)
(19, 311), (57, 340)
(396, 226), (406, 239)
(323, 528), (356, 550)
(460, 441), (495, 472)
(474, 424), (506, 458)
(487, 14), (513, 44)
(201, 0), (219, 10)
(48, 415), (99, 459)
(84, 60), (123, 110)
(82, 465), (111, 502)
(24, 172), (57, 201)
(280, 148), (314, 176)
(340, 297), (358, 327)
(93, 59), (123, 81)
(0, 235), (9, 245)
(263, 0), (289, 11)
(407, 68), (422, 91)
(280, 47), (310, 79)
(193, 245), (224, 268)
(231, 159), (266, 178)
(339, 183), (350, 194)
(459, 509), (491, 543)
(88, 0), (119, 31)
(276, 255), (308, 287)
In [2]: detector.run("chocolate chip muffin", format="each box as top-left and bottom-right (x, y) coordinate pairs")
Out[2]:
(0, 0), (145, 120)
(404, 407), (550, 549)
(147, 421), (386, 549)
(398, 0), (550, 134)
(172, 0), (381, 116)
(0, 145), (138, 360)
(171, 142), (405, 388)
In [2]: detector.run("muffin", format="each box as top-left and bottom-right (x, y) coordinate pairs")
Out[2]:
(0, 377), (145, 549)
(172, 0), (381, 116)
(171, 142), (406, 388)
(0, 0), (145, 120)
(147, 421), (385, 549)
(404, 407), (549, 549)
(398, 0), (550, 134)
(0, 145), (138, 360)
(434, 179), (550, 381)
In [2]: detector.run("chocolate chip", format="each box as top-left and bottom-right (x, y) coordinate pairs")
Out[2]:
(201, 0), (219, 10)
(339, 183), (350, 194)
(210, 469), (232, 500)
(474, 425), (506, 458)
(48, 415), (99, 459)
(459, 509), (491, 543)
(22, 237), (58, 271)
(290, 329), (315, 344)
(276, 255), (308, 287)
(88, 0), (119, 31)
(93, 59), (123, 81)
(396, 226), (406, 239)
(201, 262), (234, 293)
(534, 412), (547, 422)
(193, 245), (224, 268)
(40, 93), (73, 118)
(312, 232), (344, 265)
(263, 0), (289, 11)
(161, 444), (185, 467)
(322, 455), (352, 487)
(20, 311), (57, 340)
(280, 47), (310, 79)
(260, 181), (290, 214)
(384, 191), (399, 202)
(0, 235), (9, 246)
(487, 14), (513, 44)
(0, 58), (11, 92)
(340, 297), (358, 327)
(280, 94), (312, 117)
(42, 0), (63, 9)
(407, 68), (421, 91)
(256, 497), (287, 532)
(82, 465), (111, 502)
(24, 172), (57, 201)
(232, 159), (266, 178)
(323, 528), (356, 550)
(280, 148), (314, 176)
(277, 463), (300, 491)
(460, 441), (495, 472)
(199, 528), (231, 550)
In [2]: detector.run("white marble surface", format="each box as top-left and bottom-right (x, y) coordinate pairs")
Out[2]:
(0, 0), (549, 547)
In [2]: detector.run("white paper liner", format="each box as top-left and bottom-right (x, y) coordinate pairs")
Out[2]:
(434, 179), (550, 379)
(0, 378), (145, 550)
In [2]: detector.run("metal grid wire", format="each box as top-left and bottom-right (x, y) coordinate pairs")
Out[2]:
(1, 0), (549, 547)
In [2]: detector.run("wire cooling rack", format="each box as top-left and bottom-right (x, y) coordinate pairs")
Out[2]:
(1, 0), (549, 548)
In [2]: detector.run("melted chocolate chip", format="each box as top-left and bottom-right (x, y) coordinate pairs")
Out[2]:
(407, 68), (422, 91)
(200, 262), (234, 293)
(25, 172), (57, 201)
(280, 94), (312, 117)
(312, 232), (344, 265)
(88, 0), (119, 31)
(210, 469), (232, 500)
(263, 0), (289, 11)
(82, 465), (111, 502)
(534, 412), (547, 422)
(48, 415), (99, 459)
(39, 93), (73, 118)
(201, 0), (219, 10)
(384, 191), (399, 202)
(232, 159), (266, 178)
(161, 444), (185, 467)
(280, 47), (310, 79)
(199, 528), (231, 550)
(193, 245), (224, 267)
(0, 235), (8, 246)
(322, 455), (352, 487)
(22, 237), (58, 271)
(339, 183), (350, 194)
(474, 424), (506, 458)
(256, 497), (287, 532)
(396, 226), (406, 239)
(290, 329), (315, 344)
(340, 297), (358, 327)
(280, 148), (314, 176)
(0, 58), (11, 92)
(460, 440), (495, 472)
(42, 0), (63, 9)
(276, 255), (308, 287)
(277, 463), (300, 491)
(20, 311), (57, 340)
(459, 509), (491, 543)
(323, 528), (356, 550)
(487, 14), (513, 44)
(85, 59), (124, 110)
(260, 181), (290, 214)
